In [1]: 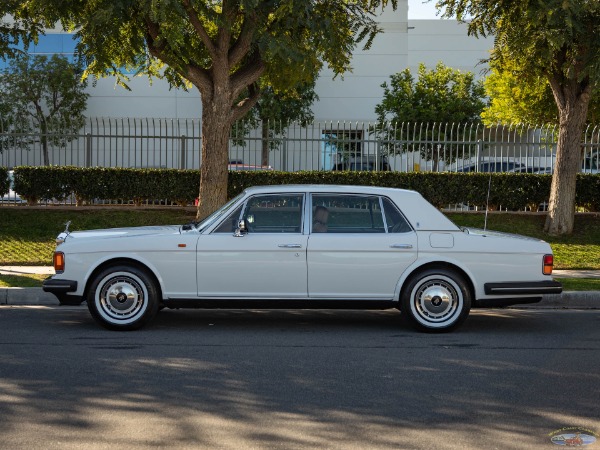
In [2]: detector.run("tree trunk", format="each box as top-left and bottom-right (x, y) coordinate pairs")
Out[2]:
(261, 121), (270, 167)
(544, 84), (591, 235)
(196, 98), (232, 220)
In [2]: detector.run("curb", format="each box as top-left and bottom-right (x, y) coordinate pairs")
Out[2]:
(1, 287), (599, 308)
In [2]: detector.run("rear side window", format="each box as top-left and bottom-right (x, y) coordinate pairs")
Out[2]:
(311, 195), (385, 233)
(382, 197), (412, 233)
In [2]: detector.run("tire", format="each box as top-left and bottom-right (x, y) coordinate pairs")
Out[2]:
(86, 265), (159, 331)
(401, 268), (471, 332)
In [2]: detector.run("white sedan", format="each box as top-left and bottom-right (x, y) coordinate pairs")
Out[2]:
(43, 185), (562, 332)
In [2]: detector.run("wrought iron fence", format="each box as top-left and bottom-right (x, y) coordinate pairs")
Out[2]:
(1, 118), (599, 174)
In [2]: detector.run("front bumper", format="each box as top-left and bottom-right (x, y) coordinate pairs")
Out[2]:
(42, 277), (83, 305)
(42, 277), (78, 294)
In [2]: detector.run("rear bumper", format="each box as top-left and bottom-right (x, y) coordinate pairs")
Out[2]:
(484, 281), (563, 296)
(476, 280), (562, 308)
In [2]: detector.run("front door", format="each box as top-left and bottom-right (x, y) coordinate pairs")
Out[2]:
(196, 193), (308, 298)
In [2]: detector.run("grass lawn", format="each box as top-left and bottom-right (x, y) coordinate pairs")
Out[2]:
(0, 207), (599, 269)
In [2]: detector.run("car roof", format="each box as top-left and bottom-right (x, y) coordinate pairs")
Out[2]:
(241, 184), (459, 231)
(243, 184), (418, 196)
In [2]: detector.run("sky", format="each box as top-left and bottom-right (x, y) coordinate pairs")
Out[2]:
(407, 0), (443, 19)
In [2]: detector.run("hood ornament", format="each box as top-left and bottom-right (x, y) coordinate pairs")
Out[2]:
(64, 220), (72, 233)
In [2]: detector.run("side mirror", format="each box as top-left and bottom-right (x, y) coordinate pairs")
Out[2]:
(234, 219), (248, 237)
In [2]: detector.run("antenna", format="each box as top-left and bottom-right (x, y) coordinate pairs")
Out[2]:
(484, 174), (491, 231)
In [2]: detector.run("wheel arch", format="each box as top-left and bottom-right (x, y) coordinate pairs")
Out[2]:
(397, 261), (475, 306)
(83, 257), (163, 301)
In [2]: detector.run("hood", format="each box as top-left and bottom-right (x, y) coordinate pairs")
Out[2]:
(59, 225), (183, 243)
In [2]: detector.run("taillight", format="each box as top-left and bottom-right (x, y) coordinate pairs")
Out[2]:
(543, 254), (553, 275)
(53, 252), (65, 272)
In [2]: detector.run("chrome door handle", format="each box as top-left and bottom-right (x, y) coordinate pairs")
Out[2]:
(390, 244), (413, 249)
(278, 244), (302, 248)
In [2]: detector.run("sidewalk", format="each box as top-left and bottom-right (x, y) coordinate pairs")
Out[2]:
(1, 266), (599, 307)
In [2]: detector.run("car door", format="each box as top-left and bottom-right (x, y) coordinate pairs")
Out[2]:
(307, 194), (418, 300)
(196, 193), (309, 298)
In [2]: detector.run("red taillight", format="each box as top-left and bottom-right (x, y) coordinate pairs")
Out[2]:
(53, 252), (65, 272)
(543, 254), (553, 275)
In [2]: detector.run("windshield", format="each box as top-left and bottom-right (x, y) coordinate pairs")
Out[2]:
(196, 193), (244, 232)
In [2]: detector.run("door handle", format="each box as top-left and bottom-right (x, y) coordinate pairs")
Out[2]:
(278, 244), (303, 248)
(390, 244), (413, 249)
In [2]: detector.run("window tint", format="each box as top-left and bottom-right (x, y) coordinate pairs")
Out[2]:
(213, 204), (244, 233)
(243, 194), (304, 233)
(382, 197), (412, 233)
(311, 195), (385, 233)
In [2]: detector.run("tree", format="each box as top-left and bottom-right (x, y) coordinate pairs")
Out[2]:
(0, 54), (88, 165)
(482, 57), (600, 125)
(234, 81), (318, 167)
(0, 1), (45, 59)
(22, 0), (394, 219)
(437, 0), (600, 235)
(373, 62), (486, 171)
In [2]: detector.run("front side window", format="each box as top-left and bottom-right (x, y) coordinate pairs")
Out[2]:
(242, 194), (304, 233)
(311, 195), (385, 233)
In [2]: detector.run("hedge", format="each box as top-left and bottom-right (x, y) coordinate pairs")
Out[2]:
(4, 165), (600, 211)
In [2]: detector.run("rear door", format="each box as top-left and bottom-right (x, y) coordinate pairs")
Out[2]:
(307, 194), (418, 300)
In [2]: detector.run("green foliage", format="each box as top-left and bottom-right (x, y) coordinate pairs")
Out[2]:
(14, 165), (600, 212)
(483, 57), (600, 125)
(0, 0), (47, 59)
(0, 54), (88, 165)
(438, 0), (600, 234)
(16, 0), (397, 216)
(373, 62), (486, 169)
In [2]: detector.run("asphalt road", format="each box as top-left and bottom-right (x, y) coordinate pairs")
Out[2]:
(0, 306), (599, 450)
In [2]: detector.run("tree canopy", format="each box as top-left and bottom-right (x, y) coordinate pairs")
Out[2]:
(0, 54), (88, 166)
(482, 55), (600, 126)
(373, 62), (486, 170)
(438, 0), (600, 235)
(16, 0), (395, 218)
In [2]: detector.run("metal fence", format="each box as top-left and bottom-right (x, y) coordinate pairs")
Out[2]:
(1, 118), (599, 173)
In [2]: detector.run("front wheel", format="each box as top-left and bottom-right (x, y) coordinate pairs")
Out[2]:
(87, 265), (159, 330)
(401, 268), (471, 332)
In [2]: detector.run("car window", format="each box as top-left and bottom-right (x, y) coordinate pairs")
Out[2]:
(382, 197), (412, 233)
(311, 194), (385, 233)
(212, 204), (244, 233)
(243, 194), (304, 233)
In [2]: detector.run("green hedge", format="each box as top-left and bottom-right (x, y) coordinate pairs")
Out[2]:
(5, 165), (600, 211)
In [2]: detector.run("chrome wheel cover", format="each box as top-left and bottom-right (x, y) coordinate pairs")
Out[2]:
(409, 274), (463, 328)
(94, 271), (149, 325)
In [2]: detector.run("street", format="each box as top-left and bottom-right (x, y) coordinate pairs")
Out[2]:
(0, 306), (599, 449)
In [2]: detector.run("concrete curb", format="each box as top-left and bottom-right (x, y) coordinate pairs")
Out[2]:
(1, 287), (599, 308)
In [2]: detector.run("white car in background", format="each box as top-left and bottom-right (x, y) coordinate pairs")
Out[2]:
(43, 185), (561, 332)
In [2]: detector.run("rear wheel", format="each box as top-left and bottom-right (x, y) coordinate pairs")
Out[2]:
(87, 265), (159, 330)
(401, 268), (471, 332)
